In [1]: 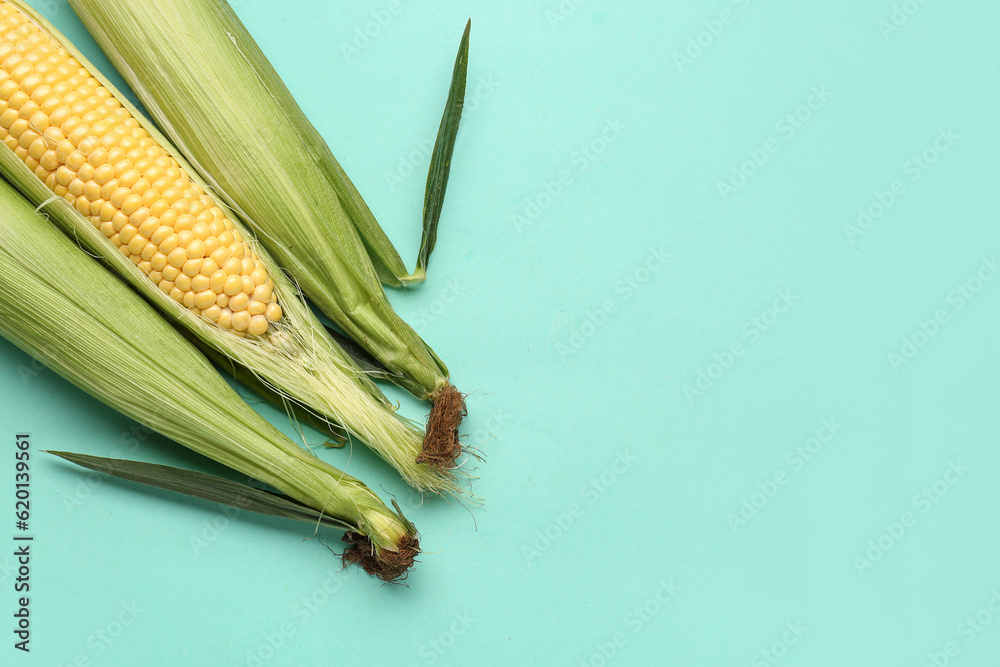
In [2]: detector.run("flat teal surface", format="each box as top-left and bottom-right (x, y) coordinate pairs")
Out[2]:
(2, 0), (1000, 665)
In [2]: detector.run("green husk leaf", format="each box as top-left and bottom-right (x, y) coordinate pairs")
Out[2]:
(46, 451), (355, 531)
(416, 19), (471, 278)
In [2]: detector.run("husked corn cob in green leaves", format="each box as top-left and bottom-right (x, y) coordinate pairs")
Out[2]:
(0, 173), (418, 581)
(69, 0), (468, 467)
(0, 0), (459, 496)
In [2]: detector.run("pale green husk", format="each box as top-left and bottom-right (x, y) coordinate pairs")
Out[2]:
(0, 175), (409, 553)
(69, 0), (451, 399)
(1, 0), (457, 495)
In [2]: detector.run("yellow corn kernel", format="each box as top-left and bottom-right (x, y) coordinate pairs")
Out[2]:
(265, 303), (282, 322)
(182, 258), (202, 277)
(158, 233), (178, 254)
(137, 217), (158, 238)
(149, 252), (167, 272)
(209, 246), (231, 267)
(161, 264), (180, 281)
(149, 226), (170, 245)
(228, 293), (249, 313)
(223, 274), (241, 296)
(209, 271), (225, 294)
(199, 258), (218, 277)
(139, 242), (157, 261)
(231, 310), (250, 332)
(201, 304), (221, 322)
(166, 247), (187, 269)
(186, 239), (205, 259)
(247, 315), (268, 336)
(252, 282), (273, 303)
(194, 290), (216, 309)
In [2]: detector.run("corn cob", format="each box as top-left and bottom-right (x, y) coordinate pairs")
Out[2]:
(0, 172), (417, 581)
(68, 0), (468, 466)
(0, 0), (459, 496)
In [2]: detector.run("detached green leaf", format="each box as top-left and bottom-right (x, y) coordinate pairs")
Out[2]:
(415, 18), (471, 278)
(46, 451), (355, 531)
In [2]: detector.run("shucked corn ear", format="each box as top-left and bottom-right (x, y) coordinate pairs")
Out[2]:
(0, 173), (418, 581)
(0, 1), (280, 336)
(0, 0), (459, 496)
(69, 0), (467, 466)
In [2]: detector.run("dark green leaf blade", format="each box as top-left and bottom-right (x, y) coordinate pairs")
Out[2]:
(45, 451), (355, 532)
(416, 18), (471, 277)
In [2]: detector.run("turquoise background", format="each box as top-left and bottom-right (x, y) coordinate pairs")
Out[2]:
(2, 0), (1000, 664)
